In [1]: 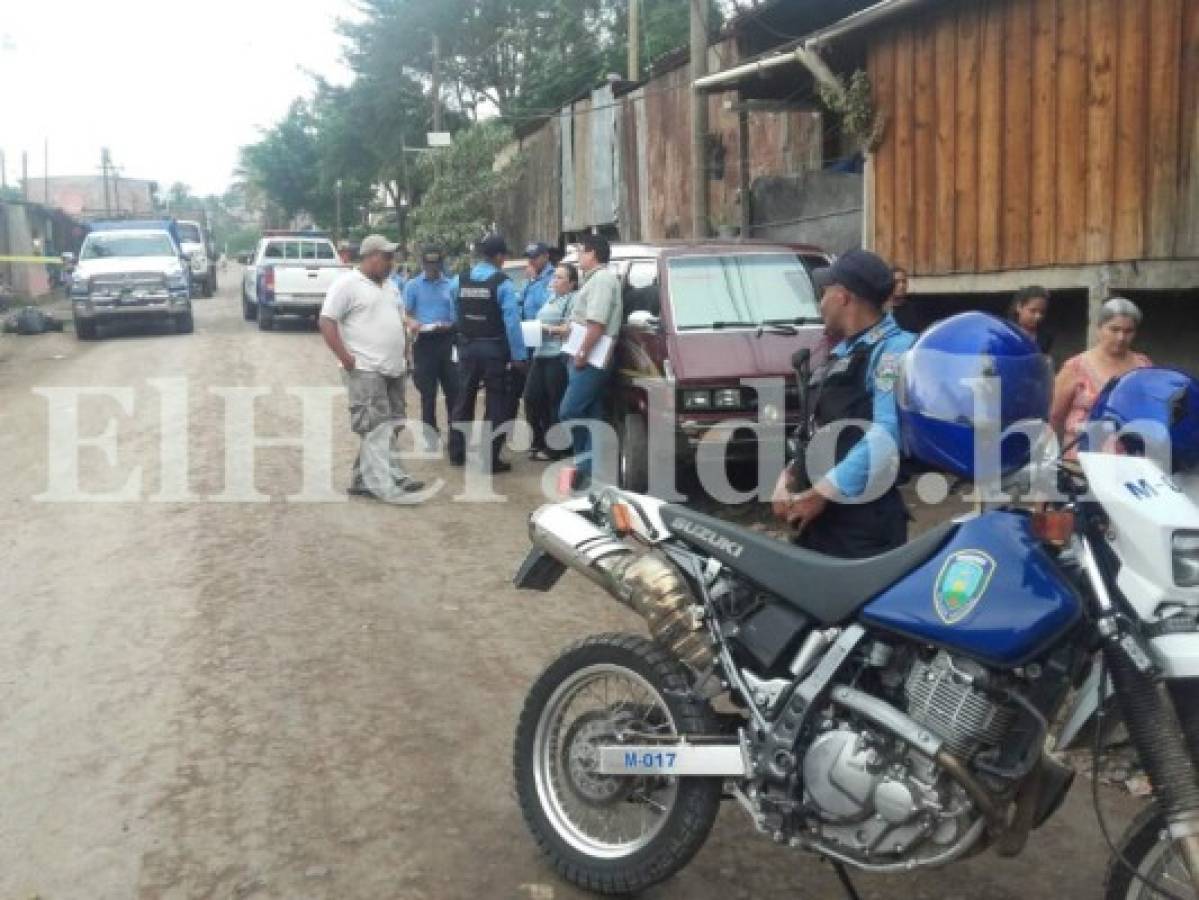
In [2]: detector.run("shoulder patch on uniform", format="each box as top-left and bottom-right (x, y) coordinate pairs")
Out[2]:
(874, 353), (902, 393)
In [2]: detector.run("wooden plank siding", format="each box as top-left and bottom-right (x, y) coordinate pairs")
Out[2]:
(1180, 0), (1199, 256)
(868, 0), (1199, 274)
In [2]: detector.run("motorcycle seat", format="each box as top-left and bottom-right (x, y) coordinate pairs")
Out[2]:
(662, 505), (958, 625)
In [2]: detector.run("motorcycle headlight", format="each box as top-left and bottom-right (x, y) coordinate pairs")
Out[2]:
(682, 390), (712, 411)
(1172, 531), (1199, 587)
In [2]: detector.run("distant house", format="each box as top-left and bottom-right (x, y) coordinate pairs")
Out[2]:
(26, 175), (158, 220)
(700, 0), (1199, 365)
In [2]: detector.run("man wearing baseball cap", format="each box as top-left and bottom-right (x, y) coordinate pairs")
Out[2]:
(319, 234), (424, 500)
(772, 249), (916, 557)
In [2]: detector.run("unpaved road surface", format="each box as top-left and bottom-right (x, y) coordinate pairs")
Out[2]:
(1, 273), (1138, 899)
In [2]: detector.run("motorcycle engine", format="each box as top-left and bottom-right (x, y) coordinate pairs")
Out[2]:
(800, 651), (1016, 859)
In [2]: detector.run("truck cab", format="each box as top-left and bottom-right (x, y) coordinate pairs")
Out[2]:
(176, 219), (217, 297)
(69, 220), (193, 340)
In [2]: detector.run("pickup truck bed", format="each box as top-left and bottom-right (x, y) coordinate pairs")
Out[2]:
(242, 236), (348, 330)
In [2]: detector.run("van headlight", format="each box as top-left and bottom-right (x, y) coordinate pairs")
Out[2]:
(713, 388), (743, 409)
(682, 390), (712, 411)
(1172, 531), (1199, 586)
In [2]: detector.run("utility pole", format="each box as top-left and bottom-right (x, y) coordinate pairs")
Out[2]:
(431, 34), (443, 133)
(628, 0), (640, 81)
(100, 148), (112, 216)
(335, 178), (343, 241)
(690, 0), (710, 238)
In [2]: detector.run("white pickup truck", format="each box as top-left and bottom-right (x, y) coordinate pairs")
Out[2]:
(241, 233), (348, 330)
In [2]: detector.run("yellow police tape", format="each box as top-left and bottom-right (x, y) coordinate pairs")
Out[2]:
(0, 255), (64, 264)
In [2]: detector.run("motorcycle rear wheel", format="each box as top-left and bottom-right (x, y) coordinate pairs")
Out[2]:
(1105, 803), (1198, 899)
(513, 633), (722, 895)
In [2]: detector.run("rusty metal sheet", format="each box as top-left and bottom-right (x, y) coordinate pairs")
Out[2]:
(589, 84), (618, 227)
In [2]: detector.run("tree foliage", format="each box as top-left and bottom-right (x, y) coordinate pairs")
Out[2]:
(410, 122), (521, 255)
(238, 0), (720, 236)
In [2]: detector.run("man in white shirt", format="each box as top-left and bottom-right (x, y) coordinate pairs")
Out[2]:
(319, 234), (424, 500)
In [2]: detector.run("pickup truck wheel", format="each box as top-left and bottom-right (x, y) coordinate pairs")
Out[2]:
(208, 270), (218, 295)
(75, 318), (98, 341)
(258, 307), (274, 331)
(242, 297), (257, 321)
(175, 312), (195, 334)
(617, 412), (650, 493)
(201, 278), (213, 299)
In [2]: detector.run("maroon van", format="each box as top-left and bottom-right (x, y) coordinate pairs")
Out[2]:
(579, 241), (833, 492)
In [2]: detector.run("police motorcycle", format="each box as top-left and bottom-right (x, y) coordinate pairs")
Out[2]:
(512, 312), (1199, 898)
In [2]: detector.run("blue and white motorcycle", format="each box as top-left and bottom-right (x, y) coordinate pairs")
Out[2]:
(512, 314), (1199, 898)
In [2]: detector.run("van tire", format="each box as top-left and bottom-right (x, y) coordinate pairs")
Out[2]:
(618, 411), (649, 493)
(258, 307), (274, 331)
(175, 312), (194, 334)
(75, 318), (98, 341)
(243, 297), (258, 321)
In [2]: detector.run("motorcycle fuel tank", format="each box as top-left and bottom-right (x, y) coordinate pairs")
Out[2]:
(860, 511), (1082, 668)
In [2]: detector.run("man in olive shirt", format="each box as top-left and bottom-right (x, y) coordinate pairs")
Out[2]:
(559, 233), (622, 488)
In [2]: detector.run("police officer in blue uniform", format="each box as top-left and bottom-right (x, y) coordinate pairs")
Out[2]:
(772, 249), (917, 558)
(403, 247), (459, 448)
(448, 233), (527, 473)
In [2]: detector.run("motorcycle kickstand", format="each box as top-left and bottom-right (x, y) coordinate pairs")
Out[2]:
(828, 860), (862, 900)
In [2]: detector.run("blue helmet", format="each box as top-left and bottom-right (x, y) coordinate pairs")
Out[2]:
(1085, 367), (1199, 472)
(898, 312), (1052, 479)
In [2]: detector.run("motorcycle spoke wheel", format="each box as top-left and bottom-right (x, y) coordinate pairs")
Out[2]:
(537, 665), (678, 858)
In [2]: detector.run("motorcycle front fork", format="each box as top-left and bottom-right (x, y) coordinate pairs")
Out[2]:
(1107, 648), (1199, 889)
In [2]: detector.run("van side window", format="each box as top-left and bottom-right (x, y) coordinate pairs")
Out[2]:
(264, 243), (283, 259)
(317, 243), (336, 260)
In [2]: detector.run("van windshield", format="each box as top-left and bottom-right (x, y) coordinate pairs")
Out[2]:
(666, 253), (819, 330)
(81, 232), (177, 259)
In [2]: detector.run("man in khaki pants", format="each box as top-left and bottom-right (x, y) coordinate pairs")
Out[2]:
(319, 234), (425, 500)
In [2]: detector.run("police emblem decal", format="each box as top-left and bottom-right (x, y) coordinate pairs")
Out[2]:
(933, 550), (996, 624)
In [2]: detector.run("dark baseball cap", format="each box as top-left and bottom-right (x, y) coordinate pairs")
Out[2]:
(524, 241), (550, 258)
(811, 249), (895, 307)
(477, 233), (509, 257)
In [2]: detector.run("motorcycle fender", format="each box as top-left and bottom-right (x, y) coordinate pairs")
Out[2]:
(595, 740), (751, 777)
(1056, 657), (1114, 751)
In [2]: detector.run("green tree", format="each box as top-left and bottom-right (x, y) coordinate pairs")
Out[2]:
(410, 122), (521, 255)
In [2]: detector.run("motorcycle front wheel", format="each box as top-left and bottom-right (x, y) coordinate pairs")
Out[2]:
(513, 633), (722, 895)
(1106, 803), (1198, 899)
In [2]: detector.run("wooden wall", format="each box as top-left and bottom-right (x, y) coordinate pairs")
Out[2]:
(869, 0), (1199, 275)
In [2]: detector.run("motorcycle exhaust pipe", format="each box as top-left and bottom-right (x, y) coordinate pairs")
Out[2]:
(528, 503), (716, 670)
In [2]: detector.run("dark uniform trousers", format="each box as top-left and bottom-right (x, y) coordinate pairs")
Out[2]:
(448, 338), (509, 466)
(792, 340), (908, 559)
(412, 330), (459, 439)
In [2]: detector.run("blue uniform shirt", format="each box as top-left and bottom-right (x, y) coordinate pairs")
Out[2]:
(520, 263), (554, 320)
(403, 272), (457, 326)
(469, 261), (526, 361)
(823, 313), (916, 499)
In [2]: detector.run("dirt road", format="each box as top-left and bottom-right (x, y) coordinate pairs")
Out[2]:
(0, 274), (1138, 899)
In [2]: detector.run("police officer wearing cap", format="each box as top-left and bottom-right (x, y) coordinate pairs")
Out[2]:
(506, 241), (554, 428)
(521, 242), (555, 319)
(403, 247), (459, 449)
(772, 249), (917, 558)
(448, 233), (526, 473)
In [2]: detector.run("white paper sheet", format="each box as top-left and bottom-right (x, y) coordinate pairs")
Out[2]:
(562, 322), (613, 369)
(520, 320), (543, 348)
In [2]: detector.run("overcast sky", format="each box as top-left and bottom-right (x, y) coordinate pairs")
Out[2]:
(0, 0), (354, 198)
